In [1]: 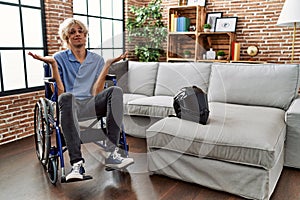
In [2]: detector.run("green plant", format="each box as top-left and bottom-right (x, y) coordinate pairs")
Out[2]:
(126, 0), (167, 62)
(217, 50), (225, 56)
(183, 50), (191, 55)
(203, 24), (211, 29)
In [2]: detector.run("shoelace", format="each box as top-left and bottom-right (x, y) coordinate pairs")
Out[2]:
(72, 162), (81, 173)
(112, 148), (123, 161)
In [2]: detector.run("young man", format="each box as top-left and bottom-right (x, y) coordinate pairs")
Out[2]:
(29, 18), (133, 181)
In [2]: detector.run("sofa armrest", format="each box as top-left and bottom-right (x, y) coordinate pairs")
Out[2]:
(285, 95), (300, 168)
(286, 95), (300, 123)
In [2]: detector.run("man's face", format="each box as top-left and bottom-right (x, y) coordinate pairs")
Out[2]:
(68, 24), (87, 48)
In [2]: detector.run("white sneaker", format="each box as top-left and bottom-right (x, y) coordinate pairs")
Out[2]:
(105, 147), (134, 169)
(66, 160), (85, 181)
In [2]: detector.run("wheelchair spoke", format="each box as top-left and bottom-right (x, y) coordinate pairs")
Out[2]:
(34, 99), (51, 166)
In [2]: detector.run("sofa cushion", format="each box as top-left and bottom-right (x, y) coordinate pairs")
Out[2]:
(128, 61), (158, 96)
(147, 102), (286, 169)
(208, 63), (299, 110)
(124, 96), (174, 117)
(123, 93), (148, 104)
(123, 93), (149, 115)
(154, 62), (211, 96)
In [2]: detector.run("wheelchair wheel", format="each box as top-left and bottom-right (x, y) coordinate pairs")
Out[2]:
(47, 157), (58, 185)
(34, 99), (51, 166)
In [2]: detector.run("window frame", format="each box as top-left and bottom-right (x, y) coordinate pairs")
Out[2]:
(0, 0), (47, 97)
(72, 0), (125, 58)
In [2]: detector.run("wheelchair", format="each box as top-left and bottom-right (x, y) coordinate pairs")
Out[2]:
(33, 63), (129, 185)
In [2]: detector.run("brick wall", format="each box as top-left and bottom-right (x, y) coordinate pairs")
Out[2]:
(0, 91), (44, 145)
(44, 0), (73, 55)
(205, 0), (293, 63)
(126, 0), (299, 63)
(1, 0), (297, 145)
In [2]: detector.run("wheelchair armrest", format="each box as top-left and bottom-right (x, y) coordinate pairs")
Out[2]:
(44, 77), (56, 83)
(43, 77), (58, 101)
(106, 74), (116, 81)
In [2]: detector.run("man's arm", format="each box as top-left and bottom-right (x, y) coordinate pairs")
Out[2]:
(92, 52), (127, 96)
(28, 52), (65, 95)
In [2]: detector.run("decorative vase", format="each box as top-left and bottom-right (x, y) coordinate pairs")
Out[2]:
(204, 28), (210, 32)
(206, 48), (216, 60)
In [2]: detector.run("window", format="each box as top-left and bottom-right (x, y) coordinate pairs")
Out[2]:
(73, 0), (124, 59)
(0, 0), (46, 96)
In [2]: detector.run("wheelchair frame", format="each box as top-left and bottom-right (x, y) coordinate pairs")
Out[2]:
(33, 63), (129, 184)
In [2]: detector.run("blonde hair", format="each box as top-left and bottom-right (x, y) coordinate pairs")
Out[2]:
(58, 18), (88, 47)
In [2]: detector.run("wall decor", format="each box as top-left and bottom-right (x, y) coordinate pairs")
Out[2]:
(206, 12), (222, 32)
(215, 17), (238, 32)
(187, 0), (206, 6)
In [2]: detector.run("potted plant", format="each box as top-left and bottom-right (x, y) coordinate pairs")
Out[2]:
(126, 0), (167, 62)
(217, 50), (226, 60)
(183, 50), (192, 58)
(203, 24), (211, 32)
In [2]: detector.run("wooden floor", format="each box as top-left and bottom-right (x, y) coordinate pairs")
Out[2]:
(1, 135), (300, 200)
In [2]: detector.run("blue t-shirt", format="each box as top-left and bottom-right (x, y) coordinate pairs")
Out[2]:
(53, 49), (105, 99)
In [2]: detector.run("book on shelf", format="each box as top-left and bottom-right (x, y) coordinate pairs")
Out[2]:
(170, 12), (178, 32)
(234, 42), (240, 61)
(176, 17), (190, 32)
(231, 41), (240, 61)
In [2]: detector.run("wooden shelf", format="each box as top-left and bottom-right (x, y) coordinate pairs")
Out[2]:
(198, 32), (235, 36)
(169, 31), (197, 35)
(167, 5), (206, 62)
(167, 6), (236, 62)
(197, 59), (229, 63)
(198, 32), (236, 60)
(230, 60), (267, 64)
(167, 58), (196, 62)
(167, 34), (198, 61)
(168, 5), (206, 32)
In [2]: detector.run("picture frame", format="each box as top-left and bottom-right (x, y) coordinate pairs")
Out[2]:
(215, 17), (238, 32)
(206, 12), (223, 32)
(187, 0), (206, 6)
(178, 0), (188, 6)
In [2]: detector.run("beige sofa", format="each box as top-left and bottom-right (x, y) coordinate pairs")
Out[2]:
(118, 61), (300, 200)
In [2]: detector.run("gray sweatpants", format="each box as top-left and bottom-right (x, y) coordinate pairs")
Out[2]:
(58, 86), (123, 165)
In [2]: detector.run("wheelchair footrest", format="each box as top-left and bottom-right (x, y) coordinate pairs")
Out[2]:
(105, 160), (134, 172)
(105, 166), (129, 172)
(61, 175), (93, 183)
(105, 167), (117, 171)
